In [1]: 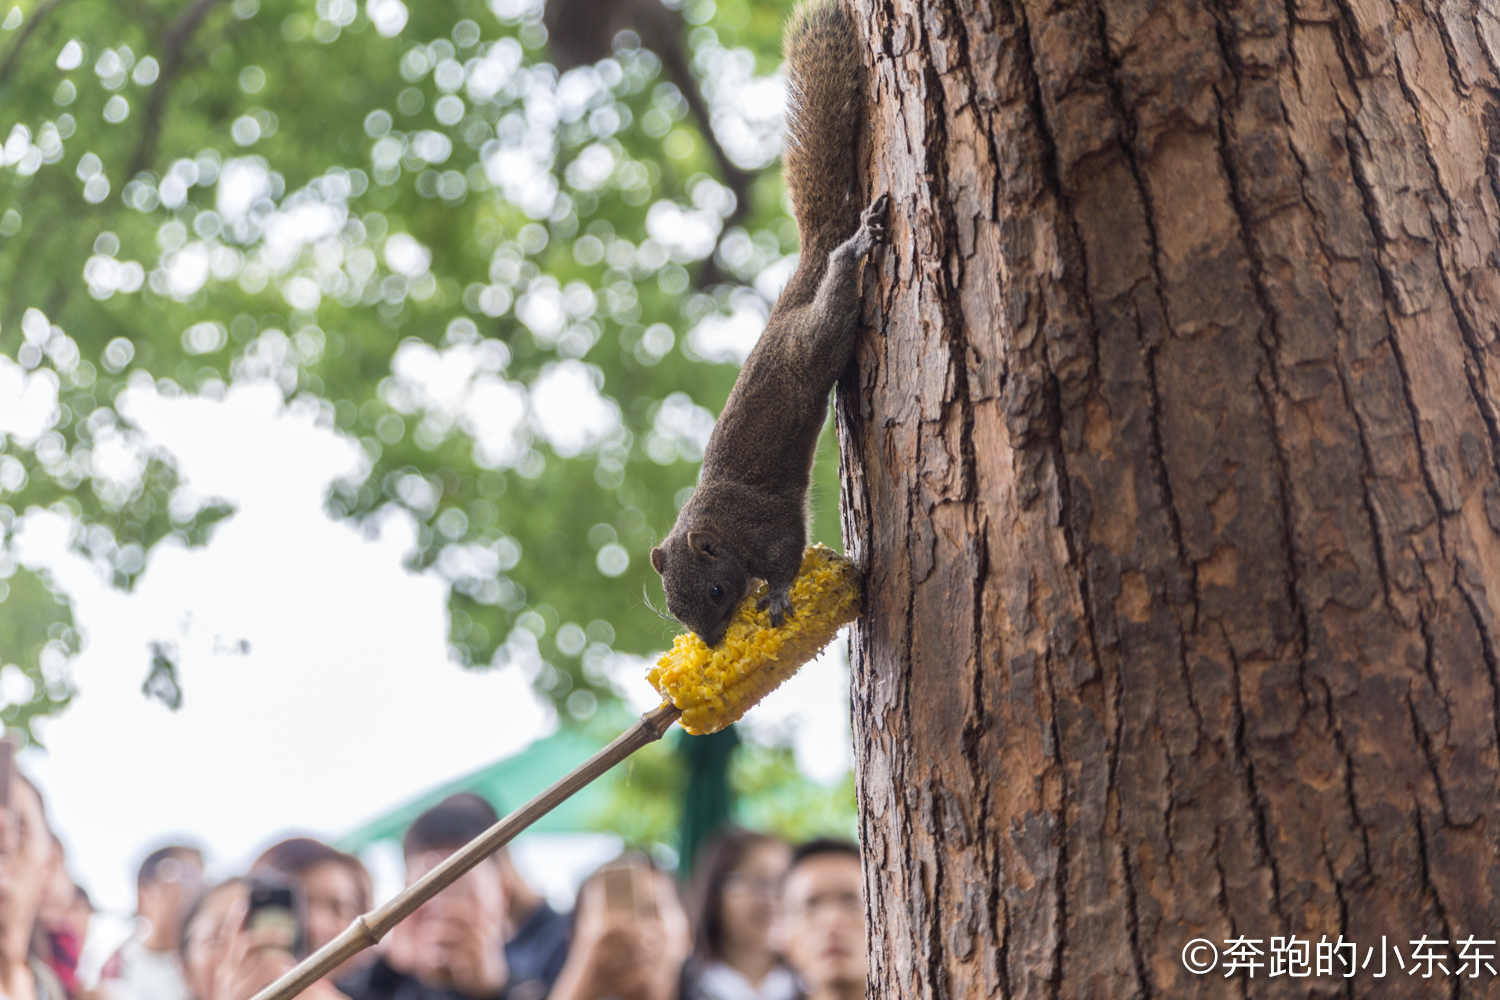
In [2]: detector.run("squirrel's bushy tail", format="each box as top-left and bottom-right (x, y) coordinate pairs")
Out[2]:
(782, 0), (862, 259)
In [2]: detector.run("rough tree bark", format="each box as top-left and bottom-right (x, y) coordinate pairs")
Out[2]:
(834, 0), (1500, 997)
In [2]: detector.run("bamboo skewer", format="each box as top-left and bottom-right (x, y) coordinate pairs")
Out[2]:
(250, 701), (683, 1000)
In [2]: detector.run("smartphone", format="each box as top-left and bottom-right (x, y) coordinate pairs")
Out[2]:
(602, 861), (635, 913)
(245, 876), (306, 957)
(601, 855), (656, 918)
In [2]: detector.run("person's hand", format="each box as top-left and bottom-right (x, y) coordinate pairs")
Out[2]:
(429, 907), (507, 997)
(565, 915), (643, 1000)
(581, 870), (689, 1000)
(551, 883), (633, 1000)
(208, 897), (349, 1000)
(408, 860), (508, 998)
(551, 872), (691, 1000)
(564, 882), (662, 1000)
(208, 897), (295, 1000)
(384, 915), (418, 974)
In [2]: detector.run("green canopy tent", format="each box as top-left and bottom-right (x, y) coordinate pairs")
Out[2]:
(335, 726), (614, 855)
(335, 720), (741, 880)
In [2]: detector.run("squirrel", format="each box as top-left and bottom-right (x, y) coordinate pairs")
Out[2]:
(649, 0), (887, 648)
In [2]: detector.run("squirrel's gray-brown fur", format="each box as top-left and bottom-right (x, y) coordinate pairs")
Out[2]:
(649, 0), (887, 647)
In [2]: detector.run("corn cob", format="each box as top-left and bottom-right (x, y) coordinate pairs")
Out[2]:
(647, 544), (862, 735)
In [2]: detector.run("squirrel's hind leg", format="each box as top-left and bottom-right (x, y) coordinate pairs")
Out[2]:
(817, 195), (888, 309)
(792, 194), (890, 379)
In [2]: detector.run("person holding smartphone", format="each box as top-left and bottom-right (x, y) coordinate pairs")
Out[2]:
(250, 839), (373, 983)
(176, 878), (349, 1000)
(339, 795), (511, 1000)
(546, 855), (691, 1000)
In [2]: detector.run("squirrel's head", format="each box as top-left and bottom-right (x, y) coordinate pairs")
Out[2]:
(649, 529), (749, 648)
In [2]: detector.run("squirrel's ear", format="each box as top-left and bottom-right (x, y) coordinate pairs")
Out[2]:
(650, 547), (666, 574)
(687, 531), (717, 557)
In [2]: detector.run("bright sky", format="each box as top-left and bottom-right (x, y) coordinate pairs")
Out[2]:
(7, 380), (851, 914)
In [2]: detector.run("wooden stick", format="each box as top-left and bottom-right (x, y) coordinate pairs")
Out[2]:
(250, 702), (683, 1000)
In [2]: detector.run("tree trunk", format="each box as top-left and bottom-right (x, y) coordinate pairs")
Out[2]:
(835, 0), (1500, 997)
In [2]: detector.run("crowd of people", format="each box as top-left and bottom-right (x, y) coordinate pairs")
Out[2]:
(2, 772), (867, 1000)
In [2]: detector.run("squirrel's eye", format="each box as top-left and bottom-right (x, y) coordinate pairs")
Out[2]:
(710, 585), (724, 601)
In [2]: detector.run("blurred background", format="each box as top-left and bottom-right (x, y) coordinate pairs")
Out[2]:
(0, 0), (858, 926)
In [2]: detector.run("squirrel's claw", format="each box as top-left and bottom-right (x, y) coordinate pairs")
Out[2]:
(845, 194), (889, 258)
(861, 194), (890, 245)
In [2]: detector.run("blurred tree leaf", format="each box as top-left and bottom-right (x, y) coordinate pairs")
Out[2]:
(730, 739), (856, 842)
(0, 559), (78, 743)
(142, 639), (183, 709)
(592, 734), (686, 853)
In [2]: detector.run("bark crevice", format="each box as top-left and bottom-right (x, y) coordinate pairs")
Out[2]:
(1210, 87), (1315, 706)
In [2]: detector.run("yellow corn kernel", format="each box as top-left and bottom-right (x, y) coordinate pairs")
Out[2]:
(646, 544), (862, 735)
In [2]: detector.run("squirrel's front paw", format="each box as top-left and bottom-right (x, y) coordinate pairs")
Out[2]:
(861, 193), (890, 245)
(757, 590), (795, 627)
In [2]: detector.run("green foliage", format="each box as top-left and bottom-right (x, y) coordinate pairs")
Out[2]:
(730, 739), (856, 841)
(592, 732), (688, 853)
(591, 722), (857, 861)
(0, 557), (78, 742)
(0, 0), (850, 731)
